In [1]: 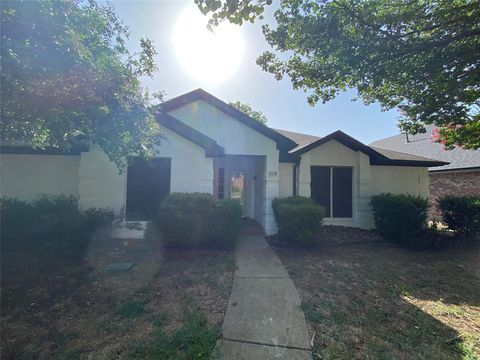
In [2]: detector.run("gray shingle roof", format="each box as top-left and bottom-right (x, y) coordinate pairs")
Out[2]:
(370, 126), (480, 171)
(370, 147), (442, 162)
(272, 128), (321, 149)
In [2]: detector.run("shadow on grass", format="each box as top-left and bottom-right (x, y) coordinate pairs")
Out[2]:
(1, 226), (235, 360)
(277, 241), (480, 359)
(383, 240), (480, 308)
(302, 296), (473, 359)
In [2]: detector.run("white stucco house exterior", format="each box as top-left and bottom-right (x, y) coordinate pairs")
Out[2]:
(0, 89), (447, 235)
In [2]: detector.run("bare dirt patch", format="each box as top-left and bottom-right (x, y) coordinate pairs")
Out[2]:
(1, 230), (235, 359)
(274, 227), (480, 359)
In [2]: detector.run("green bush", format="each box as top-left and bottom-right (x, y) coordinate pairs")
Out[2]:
(438, 196), (480, 236)
(154, 193), (242, 249)
(370, 193), (429, 242)
(208, 199), (243, 249)
(272, 196), (325, 245)
(0, 196), (114, 258)
(155, 193), (216, 248)
(0, 198), (36, 242)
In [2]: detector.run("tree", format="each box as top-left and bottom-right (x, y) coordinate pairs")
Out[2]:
(229, 100), (268, 125)
(196, 0), (480, 149)
(1, 0), (162, 168)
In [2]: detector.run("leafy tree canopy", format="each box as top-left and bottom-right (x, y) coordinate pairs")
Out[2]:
(1, 0), (162, 168)
(197, 0), (480, 149)
(229, 100), (268, 125)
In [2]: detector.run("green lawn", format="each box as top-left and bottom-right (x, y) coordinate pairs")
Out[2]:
(275, 239), (480, 360)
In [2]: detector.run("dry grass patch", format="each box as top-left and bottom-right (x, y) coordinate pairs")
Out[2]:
(274, 231), (479, 360)
(1, 230), (235, 359)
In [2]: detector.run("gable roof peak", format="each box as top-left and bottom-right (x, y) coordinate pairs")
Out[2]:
(160, 88), (297, 150)
(290, 129), (447, 167)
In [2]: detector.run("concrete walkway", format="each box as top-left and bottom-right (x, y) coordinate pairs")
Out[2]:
(217, 235), (312, 359)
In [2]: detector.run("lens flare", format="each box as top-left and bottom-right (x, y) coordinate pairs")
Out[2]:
(172, 5), (246, 85)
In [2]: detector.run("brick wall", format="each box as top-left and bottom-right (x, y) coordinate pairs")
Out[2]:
(429, 169), (480, 220)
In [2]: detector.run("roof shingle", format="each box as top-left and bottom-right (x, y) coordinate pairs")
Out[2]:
(272, 128), (321, 149)
(370, 126), (480, 171)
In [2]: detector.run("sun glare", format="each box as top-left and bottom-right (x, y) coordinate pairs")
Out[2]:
(172, 5), (245, 85)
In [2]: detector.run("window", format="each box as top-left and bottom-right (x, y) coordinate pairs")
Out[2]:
(310, 166), (331, 216)
(332, 167), (353, 217)
(230, 172), (246, 207)
(217, 168), (225, 199)
(310, 166), (353, 218)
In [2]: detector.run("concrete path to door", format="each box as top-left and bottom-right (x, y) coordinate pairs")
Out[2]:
(217, 230), (312, 359)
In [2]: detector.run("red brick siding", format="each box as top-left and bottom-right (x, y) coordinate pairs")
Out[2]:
(429, 170), (480, 219)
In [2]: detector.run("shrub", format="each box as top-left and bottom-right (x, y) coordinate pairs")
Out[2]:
(154, 193), (242, 249)
(0, 198), (36, 243)
(370, 193), (429, 242)
(31, 196), (85, 254)
(208, 199), (243, 249)
(438, 196), (480, 236)
(155, 193), (216, 248)
(0, 195), (114, 258)
(272, 196), (325, 245)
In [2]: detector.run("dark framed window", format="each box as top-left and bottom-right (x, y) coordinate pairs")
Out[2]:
(310, 166), (331, 217)
(332, 167), (353, 217)
(218, 168), (225, 199)
(310, 166), (353, 218)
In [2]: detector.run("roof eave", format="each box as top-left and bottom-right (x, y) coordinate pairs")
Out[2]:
(279, 151), (300, 163)
(371, 159), (449, 167)
(0, 145), (87, 155)
(155, 112), (225, 157)
(429, 165), (479, 172)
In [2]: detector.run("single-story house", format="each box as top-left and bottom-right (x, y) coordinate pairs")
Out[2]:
(0, 89), (447, 235)
(371, 127), (480, 219)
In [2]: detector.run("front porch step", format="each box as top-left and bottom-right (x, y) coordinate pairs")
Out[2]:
(109, 221), (148, 240)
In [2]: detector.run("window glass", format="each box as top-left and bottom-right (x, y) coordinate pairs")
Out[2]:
(310, 166), (353, 218)
(310, 166), (331, 217)
(218, 168), (225, 199)
(332, 167), (353, 217)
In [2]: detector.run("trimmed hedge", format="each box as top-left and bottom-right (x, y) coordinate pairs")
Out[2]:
(370, 193), (429, 242)
(155, 193), (216, 248)
(209, 199), (243, 248)
(0, 196), (114, 258)
(154, 193), (242, 249)
(438, 196), (480, 236)
(272, 196), (325, 245)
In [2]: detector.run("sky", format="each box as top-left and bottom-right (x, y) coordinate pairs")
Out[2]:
(111, 0), (400, 144)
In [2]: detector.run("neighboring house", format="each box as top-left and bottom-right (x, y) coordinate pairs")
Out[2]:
(0, 89), (446, 234)
(371, 127), (480, 219)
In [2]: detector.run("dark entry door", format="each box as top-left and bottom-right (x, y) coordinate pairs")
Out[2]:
(126, 157), (171, 220)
